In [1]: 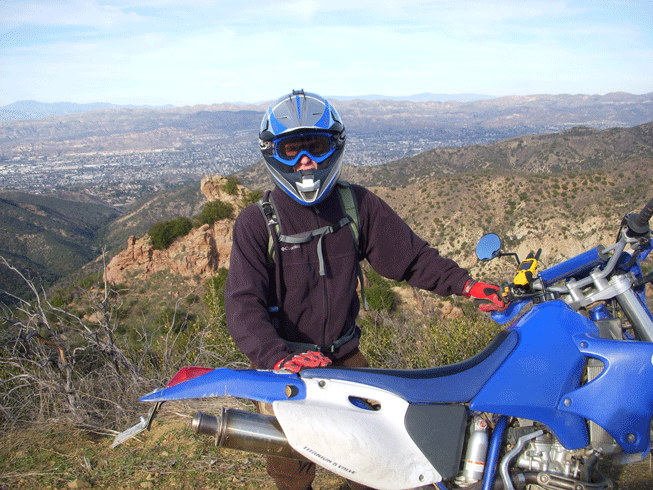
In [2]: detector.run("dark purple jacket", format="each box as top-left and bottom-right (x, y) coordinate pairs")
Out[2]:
(224, 183), (471, 368)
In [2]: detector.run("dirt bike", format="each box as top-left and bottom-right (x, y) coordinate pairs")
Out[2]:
(114, 198), (653, 490)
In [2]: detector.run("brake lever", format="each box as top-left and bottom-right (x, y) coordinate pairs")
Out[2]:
(634, 271), (653, 288)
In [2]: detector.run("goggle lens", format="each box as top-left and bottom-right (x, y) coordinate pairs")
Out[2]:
(275, 134), (334, 161)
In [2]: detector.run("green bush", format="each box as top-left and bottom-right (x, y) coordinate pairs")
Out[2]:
(77, 274), (99, 289)
(198, 200), (234, 225)
(366, 284), (396, 311)
(223, 177), (240, 195)
(359, 310), (503, 369)
(243, 189), (264, 207)
(149, 216), (193, 250)
(50, 296), (66, 309)
(205, 267), (229, 313)
(365, 269), (396, 311)
(158, 306), (193, 333)
(203, 268), (244, 361)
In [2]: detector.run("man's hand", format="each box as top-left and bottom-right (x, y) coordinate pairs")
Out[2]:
(463, 279), (508, 312)
(274, 351), (332, 373)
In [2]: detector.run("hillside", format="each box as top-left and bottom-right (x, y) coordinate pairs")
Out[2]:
(105, 156), (652, 297)
(2, 121), (652, 303)
(102, 182), (207, 252)
(236, 121), (653, 190)
(370, 156), (652, 282)
(0, 191), (120, 301)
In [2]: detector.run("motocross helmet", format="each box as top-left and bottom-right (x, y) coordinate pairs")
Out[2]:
(259, 90), (346, 205)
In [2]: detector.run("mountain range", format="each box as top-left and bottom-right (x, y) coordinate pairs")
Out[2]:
(2, 92), (652, 198)
(0, 100), (175, 122)
(0, 93), (496, 122)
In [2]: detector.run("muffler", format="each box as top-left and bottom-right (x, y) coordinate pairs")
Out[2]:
(191, 407), (308, 461)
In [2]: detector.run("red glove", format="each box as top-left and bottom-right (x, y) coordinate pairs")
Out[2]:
(463, 279), (508, 312)
(274, 351), (332, 373)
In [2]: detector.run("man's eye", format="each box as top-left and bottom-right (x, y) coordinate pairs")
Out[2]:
(284, 144), (300, 156)
(309, 141), (327, 154)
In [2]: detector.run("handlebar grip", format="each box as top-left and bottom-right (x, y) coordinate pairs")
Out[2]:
(628, 198), (653, 235)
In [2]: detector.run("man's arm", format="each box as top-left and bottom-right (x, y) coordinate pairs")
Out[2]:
(224, 205), (292, 369)
(354, 185), (471, 296)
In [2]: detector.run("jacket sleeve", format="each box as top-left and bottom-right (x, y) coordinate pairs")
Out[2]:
(355, 186), (471, 297)
(224, 204), (292, 368)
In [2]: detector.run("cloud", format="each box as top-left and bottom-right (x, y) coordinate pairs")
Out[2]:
(1, 0), (651, 105)
(0, 0), (145, 30)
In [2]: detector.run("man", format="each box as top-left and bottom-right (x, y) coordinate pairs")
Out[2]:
(224, 90), (506, 490)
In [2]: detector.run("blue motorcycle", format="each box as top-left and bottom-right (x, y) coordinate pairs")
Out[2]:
(115, 198), (653, 490)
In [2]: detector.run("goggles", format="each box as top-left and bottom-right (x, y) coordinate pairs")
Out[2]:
(273, 132), (336, 167)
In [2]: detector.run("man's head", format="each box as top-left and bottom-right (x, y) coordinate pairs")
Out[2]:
(259, 90), (346, 205)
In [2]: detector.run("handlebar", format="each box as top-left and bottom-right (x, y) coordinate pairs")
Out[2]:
(627, 197), (653, 235)
(489, 198), (653, 328)
(538, 246), (608, 287)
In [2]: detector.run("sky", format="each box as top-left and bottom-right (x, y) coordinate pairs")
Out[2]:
(1, 0), (652, 107)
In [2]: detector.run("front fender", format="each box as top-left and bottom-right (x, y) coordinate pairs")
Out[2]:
(139, 368), (306, 404)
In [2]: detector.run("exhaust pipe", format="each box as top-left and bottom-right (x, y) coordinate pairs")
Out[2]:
(191, 408), (308, 461)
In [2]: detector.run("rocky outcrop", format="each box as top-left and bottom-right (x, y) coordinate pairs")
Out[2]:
(105, 175), (246, 285)
(200, 174), (246, 207)
(104, 221), (234, 285)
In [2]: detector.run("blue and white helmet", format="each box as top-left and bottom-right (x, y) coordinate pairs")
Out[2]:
(259, 90), (346, 205)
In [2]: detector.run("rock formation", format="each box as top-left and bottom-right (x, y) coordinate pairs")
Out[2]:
(104, 175), (247, 285)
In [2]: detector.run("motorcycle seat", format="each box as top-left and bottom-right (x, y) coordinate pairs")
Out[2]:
(301, 329), (519, 403)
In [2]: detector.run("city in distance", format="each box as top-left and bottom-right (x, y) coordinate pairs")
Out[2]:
(0, 92), (652, 206)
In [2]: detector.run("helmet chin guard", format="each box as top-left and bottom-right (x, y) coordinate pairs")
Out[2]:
(296, 173), (321, 203)
(259, 90), (346, 206)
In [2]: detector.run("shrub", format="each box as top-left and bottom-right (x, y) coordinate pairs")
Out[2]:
(359, 309), (503, 369)
(365, 269), (396, 311)
(366, 284), (396, 311)
(205, 267), (229, 313)
(50, 296), (66, 309)
(0, 258), (249, 434)
(243, 189), (264, 207)
(203, 268), (244, 362)
(429, 316), (502, 367)
(198, 200), (234, 225)
(223, 177), (240, 196)
(158, 306), (193, 333)
(149, 216), (193, 250)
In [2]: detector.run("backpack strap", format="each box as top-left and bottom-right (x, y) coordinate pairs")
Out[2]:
(257, 184), (369, 314)
(256, 191), (281, 267)
(279, 217), (351, 276)
(256, 191), (284, 328)
(336, 181), (369, 311)
(336, 181), (360, 254)
(283, 323), (361, 354)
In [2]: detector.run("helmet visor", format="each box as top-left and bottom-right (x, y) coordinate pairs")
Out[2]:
(274, 132), (336, 167)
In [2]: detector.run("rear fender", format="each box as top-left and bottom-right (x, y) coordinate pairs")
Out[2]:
(139, 368), (306, 404)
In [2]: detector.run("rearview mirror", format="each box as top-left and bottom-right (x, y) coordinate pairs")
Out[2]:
(476, 234), (502, 261)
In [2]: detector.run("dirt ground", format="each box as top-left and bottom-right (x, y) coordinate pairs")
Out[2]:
(1, 395), (652, 490)
(0, 398), (350, 490)
(1, 410), (652, 490)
